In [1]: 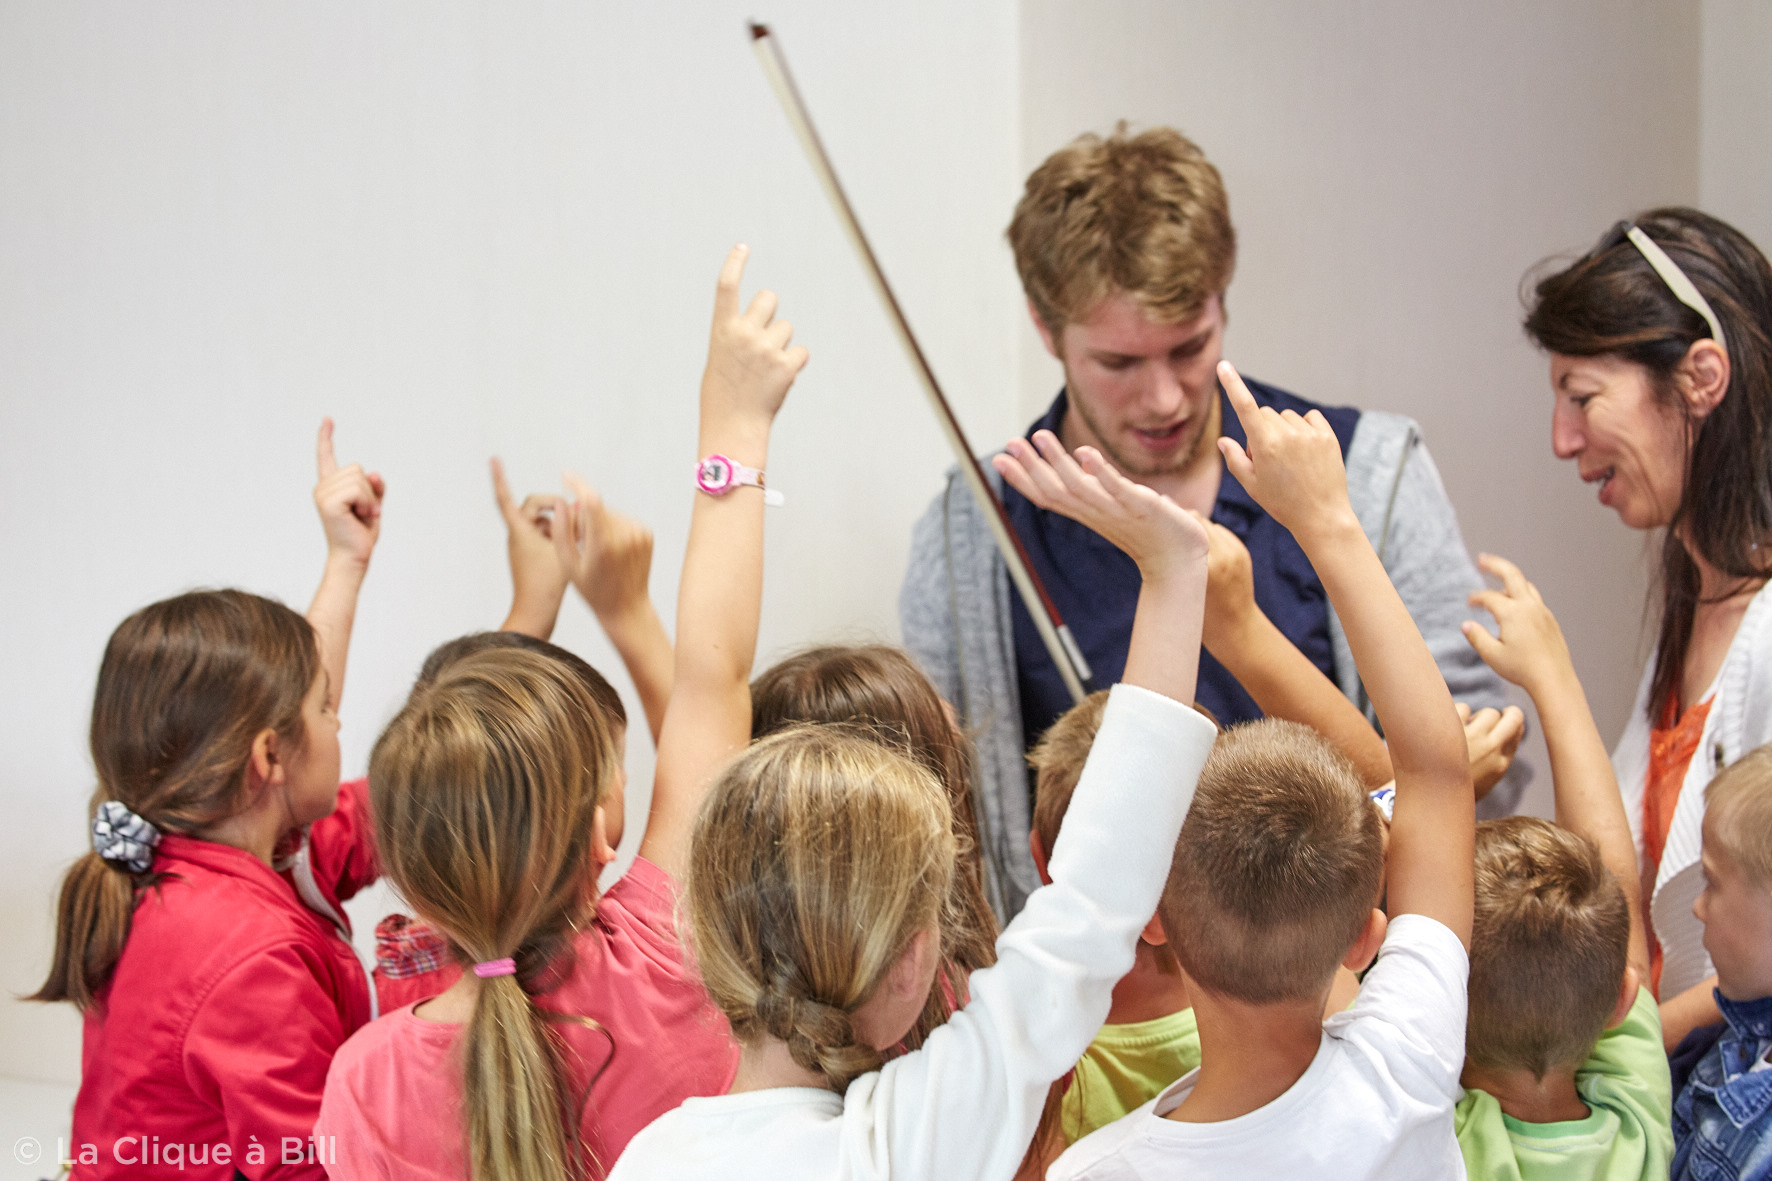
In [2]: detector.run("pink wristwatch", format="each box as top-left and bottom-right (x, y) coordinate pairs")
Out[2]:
(694, 453), (784, 506)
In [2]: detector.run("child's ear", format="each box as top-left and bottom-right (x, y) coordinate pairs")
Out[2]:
(248, 728), (285, 791)
(1028, 831), (1053, 886)
(1140, 913), (1169, 946)
(1604, 965), (1640, 1030)
(1342, 908), (1388, 974)
(591, 805), (617, 871)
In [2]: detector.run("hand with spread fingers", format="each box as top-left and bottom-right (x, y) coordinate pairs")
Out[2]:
(491, 457), (568, 640)
(993, 430), (1209, 582)
(1461, 554), (1576, 700)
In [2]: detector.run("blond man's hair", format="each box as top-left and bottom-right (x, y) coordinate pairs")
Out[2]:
(1706, 744), (1772, 887)
(1467, 817), (1628, 1078)
(686, 724), (957, 1092)
(371, 647), (623, 1181)
(1029, 690), (1112, 858)
(1161, 719), (1382, 1004)
(1009, 125), (1235, 336)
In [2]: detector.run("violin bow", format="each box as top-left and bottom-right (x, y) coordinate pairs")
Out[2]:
(748, 21), (1092, 705)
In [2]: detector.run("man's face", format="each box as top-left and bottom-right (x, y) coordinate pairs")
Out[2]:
(1038, 292), (1226, 481)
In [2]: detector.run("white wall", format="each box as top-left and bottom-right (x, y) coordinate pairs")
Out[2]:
(1018, 0), (1703, 813)
(1701, 0), (1772, 248)
(0, 0), (1022, 1086)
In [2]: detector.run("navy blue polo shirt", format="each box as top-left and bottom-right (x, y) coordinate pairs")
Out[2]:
(1007, 379), (1361, 746)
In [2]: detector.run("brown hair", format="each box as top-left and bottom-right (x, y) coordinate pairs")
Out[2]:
(1009, 124), (1236, 336)
(751, 645), (997, 1049)
(371, 647), (622, 1181)
(1524, 209), (1772, 720)
(416, 631), (627, 730)
(1705, 743), (1772, 889)
(32, 590), (318, 1011)
(1161, 719), (1383, 1004)
(1468, 817), (1629, 1077)
(1028, 690), (1112, 860)
(685, 724), (956, 1092)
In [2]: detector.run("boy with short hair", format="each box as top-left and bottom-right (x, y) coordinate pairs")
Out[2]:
(1049, 362), (1475, 1180)
(1672, 743), (1772, 1179)
(1456, 553), (1670, 1180)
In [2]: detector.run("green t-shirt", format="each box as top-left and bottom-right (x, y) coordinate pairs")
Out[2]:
(1060, 1007), (1201, 1145)
(1454, 986), (1673, 1181)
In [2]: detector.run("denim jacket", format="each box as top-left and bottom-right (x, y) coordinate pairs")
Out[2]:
(1674, 992), (1772, 1179)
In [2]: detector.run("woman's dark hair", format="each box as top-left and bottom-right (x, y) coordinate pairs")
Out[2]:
(1524, 208), (1772, 718)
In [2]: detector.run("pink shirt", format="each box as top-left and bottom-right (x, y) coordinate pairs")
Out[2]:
(316, 857), (738, 1178)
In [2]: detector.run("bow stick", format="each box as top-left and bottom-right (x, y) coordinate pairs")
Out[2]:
(748, 21), (1092, 704)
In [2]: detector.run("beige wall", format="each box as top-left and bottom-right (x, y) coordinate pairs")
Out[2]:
(1018, 0), (1705, 814)
(1701, 0), (1772, 247)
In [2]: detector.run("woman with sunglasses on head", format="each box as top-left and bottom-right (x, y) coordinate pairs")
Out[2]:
(1520, 208), (1772, 1053)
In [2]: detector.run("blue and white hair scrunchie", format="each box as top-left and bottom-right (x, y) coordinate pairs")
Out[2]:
(92, 800), (160, 874)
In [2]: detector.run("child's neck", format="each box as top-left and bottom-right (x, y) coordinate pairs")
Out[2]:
(1107, 943), (1192, 1025)
(1166, 986), (1324, 1123)
(729, 1036), (832, 1094)
(1460, 1063), (1589, 1125)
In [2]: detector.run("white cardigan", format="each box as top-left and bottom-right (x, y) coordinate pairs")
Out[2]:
(1613, 580), (1772, 997)
(608, 685), (1217, 1181)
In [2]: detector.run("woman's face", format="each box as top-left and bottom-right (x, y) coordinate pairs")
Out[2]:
(1549, 353), (1689, 530)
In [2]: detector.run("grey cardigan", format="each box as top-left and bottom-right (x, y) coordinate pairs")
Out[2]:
(899, 409), (1521, 920)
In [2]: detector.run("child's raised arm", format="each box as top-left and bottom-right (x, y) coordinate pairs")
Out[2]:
(994, 431), (1209, 704)
(554, 474), (674, 746)
(491, 458), (569, 640)
(641, 246), (808, 879)
(1463, 554), (1649, 982)
(1218, 361), (1473, 946)
(306, 418), (385, 709)
(1197, 514), (1392, 786)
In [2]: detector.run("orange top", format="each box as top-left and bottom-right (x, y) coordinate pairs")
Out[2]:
(1643, 692), (1714, 996)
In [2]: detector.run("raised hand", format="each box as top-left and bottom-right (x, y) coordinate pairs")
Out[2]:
(1462, 554), (1575, 698)
(993, 430), (1209, 580)
(1215, 361), (1355, 545)
(553, 473), (655, 621)
(313, 418), (385, 569)
(1457, 701), (1526, 801)
(700, 244), (810, 428)
(1197, 514), (1258, 646)
(491, 458), (568, 640)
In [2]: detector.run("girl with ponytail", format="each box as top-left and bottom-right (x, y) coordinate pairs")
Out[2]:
(316, 244), (805, 1176)
(31, 422), (387, 1180)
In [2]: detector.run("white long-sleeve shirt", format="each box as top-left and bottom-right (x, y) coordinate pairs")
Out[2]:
(608, 683), (1217, 1181)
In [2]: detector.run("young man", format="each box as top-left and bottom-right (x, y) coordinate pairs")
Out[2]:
(900, 126), (1516, 919)
(1048, 362), (1476, 1179)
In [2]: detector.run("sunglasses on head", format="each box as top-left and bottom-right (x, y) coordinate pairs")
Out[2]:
(1595, 219), (1727, 356)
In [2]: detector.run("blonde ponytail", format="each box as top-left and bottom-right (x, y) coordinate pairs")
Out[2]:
(370, 646), (621, 1181)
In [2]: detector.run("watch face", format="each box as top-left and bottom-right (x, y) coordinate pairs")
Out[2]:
(696, 456), (734, 494)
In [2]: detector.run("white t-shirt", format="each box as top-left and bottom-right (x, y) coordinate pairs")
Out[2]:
(1048, 913), (1470, 1181)
(608, 684), (1219, 1181)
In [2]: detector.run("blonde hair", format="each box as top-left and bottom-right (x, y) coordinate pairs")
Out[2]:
(1009, 124), (1235, 336)
(751, 644), (998, 1048)
(1162, 719), (1382, 1004)
(1468, 817), (1628, 1078)
(686, 725), (956, 1091)
(370, 647), (622, 1181)
(1707, 744), (1772, 887)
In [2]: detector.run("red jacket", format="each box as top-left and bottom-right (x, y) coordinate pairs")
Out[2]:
(70, 779), (378, 1180)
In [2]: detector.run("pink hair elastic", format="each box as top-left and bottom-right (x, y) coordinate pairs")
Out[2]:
(472, 957), (517, 979)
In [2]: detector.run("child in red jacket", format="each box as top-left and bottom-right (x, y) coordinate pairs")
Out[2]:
(32, 422), (385, 1180)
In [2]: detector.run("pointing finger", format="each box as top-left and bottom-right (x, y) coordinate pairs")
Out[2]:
(490, 458), (518, 524)
(317, 418), (338, 479)
(1217, 362), (1264, 445)
(714, 244), (749, 320)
